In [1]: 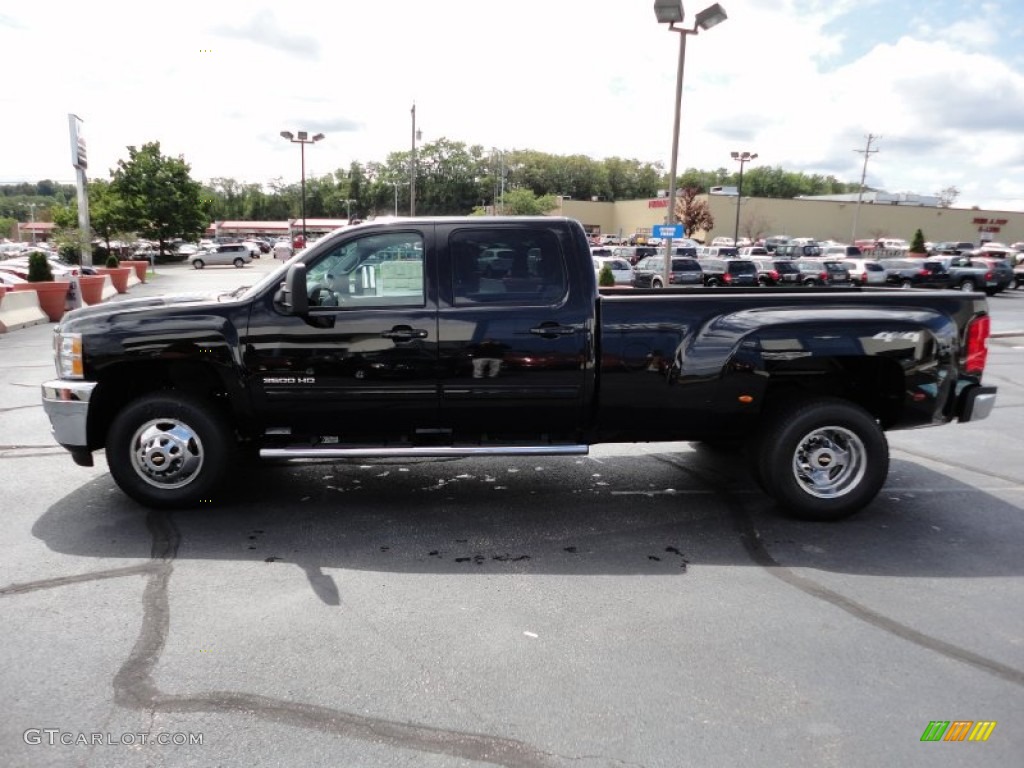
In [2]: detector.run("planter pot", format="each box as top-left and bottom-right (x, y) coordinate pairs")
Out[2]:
(0, 285), (6, 302)
(12, 281), (70, 322)
(120, 260), (150, 283)
(78, 274), (106, 305)
(97, 266), (132, 294)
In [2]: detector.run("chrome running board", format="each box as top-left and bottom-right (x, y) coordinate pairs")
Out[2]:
(260, 445), (589, 460)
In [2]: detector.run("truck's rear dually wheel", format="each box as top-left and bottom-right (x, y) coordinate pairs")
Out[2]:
(753, 397), (888, 521)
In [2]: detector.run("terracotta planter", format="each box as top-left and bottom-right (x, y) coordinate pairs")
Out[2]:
(97, 266), (132, 294)
(0, 285), (6, 302)
(78, 274), (106, 305)
(12, 281), (70, 322)
(121, 260), (150, 283)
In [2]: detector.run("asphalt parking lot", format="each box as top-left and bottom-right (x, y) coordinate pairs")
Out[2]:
(1, 262), (1022, 767)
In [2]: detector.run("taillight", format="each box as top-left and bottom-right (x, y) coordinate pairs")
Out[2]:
(723, 272), (733, 283)
(918, 270), (929, 277)
(770, 270), (779, 281)
(984, 271), (993, 280)
(819, 272), (828, 281)
(860, 271), (867, 282)
(965, 314), (990, 375)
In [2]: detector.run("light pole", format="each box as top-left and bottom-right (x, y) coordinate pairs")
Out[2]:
(654, 0), (727, 285)
(345, 198), (356, 222)
(410, 103), (422, 216)
(390, 182), (400, 216)
(280, 130), (325, 243)
(21, 202), (39, 243)
(730, 150), (756, 246)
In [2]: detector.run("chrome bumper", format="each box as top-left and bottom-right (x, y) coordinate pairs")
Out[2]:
(41, 379), (97, 448)
(958, 385), (997, 423)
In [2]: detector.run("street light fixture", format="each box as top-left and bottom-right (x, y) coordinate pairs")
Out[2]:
(730, 150), (757, 246)
(280, 129), (325, 242)
(654, 0), (728, 285)
(344, 198), (356, 222)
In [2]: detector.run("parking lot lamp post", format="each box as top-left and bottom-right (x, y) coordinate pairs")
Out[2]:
(280, 130), (325, 242)
(730, 150), (756, 246)
(410, 104), (422, 216)
(345, 198), (356, 222)
(654, 1), (728, 284)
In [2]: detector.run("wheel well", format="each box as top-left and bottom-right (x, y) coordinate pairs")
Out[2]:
(759, 355), (905, 428)
(87, 361), (237, 450)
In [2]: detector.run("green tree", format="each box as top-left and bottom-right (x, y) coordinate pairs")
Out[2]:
(110, 142), (208, 255)
(909, 228), (927, 255)
(498, 188), (557, 216)
(598, 264), (615, 286)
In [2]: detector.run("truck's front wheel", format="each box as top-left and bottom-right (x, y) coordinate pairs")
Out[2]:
(753, 397), (888, 521)
(106, 392), (235, 508)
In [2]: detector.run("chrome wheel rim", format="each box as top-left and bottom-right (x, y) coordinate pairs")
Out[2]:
(129, 418), (204, 489)
(790, 426), (866, 499)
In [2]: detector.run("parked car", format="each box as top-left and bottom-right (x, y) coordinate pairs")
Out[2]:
(965, 256), (1014, 294)
(631, 255), (703, 288)
(821, 244), (863, 259)
(931, 241), (975, 256)
(792, 259), (849, 285)
(593, 256), (634, 286)
(840, 258), (888, 286)
(0, 269), (29, 287)
(774, 243), (823, 259)
(611, 245), (658, 266)
(696, 246), (739, 259)
(750, 258), (802, 286)
(737, 246), (770, 258)
(919, 256), (1009, 295)
(878, 258), (933, 288)
(188, 243), (253, 269)
(763, 235), (792, 253)
(699, 258), (758, 287)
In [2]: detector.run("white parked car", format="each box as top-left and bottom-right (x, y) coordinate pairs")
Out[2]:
(593, 256), (634, 285)
(273, 242), (294, 261)
(840, 258), (888, 286)
(188, 243), (252, 269)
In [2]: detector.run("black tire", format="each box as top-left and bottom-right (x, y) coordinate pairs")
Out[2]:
(752, 397), (888, 521)
(192, 259), (205, 270)
(802, 279), (816, 286)
(959, 279), (976, 292)
(900, 279), (912, 289)
(651, 278), (663, 289)
(106, 392), (236, 508)
(233, 257), (245, 268)
(706, 278), (720, 287)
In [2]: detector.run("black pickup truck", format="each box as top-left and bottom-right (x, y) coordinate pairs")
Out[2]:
(42, 217), (997, 521)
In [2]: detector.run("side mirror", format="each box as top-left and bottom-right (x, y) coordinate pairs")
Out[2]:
(277, 263), (308, 314)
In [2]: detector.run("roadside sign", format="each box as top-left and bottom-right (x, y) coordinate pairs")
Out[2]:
(652, 224), (683, 239)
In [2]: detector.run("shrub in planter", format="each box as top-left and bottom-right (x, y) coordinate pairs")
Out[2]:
(106, 254), (120, 268)
(27, 252), (55, 282)
(598, 264), (616, 286)
(19, 251), (69, 322)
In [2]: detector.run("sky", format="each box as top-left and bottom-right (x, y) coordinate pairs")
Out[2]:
(2, 0), (1023, 211)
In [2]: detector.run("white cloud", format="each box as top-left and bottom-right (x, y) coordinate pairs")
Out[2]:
(1, 0), (1021, 210)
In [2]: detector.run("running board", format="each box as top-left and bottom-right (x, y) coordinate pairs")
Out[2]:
(260, 445), (590, 460)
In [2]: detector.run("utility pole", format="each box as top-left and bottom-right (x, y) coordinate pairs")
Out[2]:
(851, 134), (880, 243)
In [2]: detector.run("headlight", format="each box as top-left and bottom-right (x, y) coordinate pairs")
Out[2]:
(55, 332), (84, 379)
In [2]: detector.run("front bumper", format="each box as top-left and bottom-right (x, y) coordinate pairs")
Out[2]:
(41, 379), (97, 449)
(958, 385), (997, 423)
